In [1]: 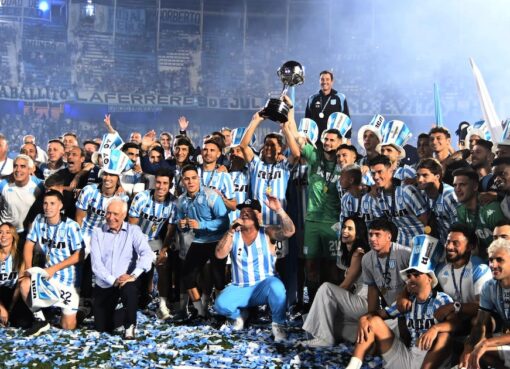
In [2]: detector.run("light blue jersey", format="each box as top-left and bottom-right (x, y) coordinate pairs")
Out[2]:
(386, 291), (453, 347)
(480, 279), (510, 325)
(76, 184), (129, 235)
(231, 227), (276, 287)
(375, 185), (427, 247)
(229, 169), (250, 222)
(249, 155), (291, 225)
(423, 183), (458, 245)
(27, 214), (84, 287)
(198, 167), (235, 200)
(129, 190), (177, 241)
(360, 193), (383, 228)
(340, 191), (363, 226)
(363, 164), (416, 186)
(0, 254), (18, 288)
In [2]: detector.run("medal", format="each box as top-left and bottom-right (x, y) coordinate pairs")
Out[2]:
(151, 223), (158, 233)
(424, 225), (432, 234)
(319, 112), (325, 119)
(323, 185), (328, 193)
(266, 186), (272, 194)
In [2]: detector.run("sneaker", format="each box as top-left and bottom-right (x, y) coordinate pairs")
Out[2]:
(123, 324), (136, 340)
(232, 310), (249, 331)
(300, 336), (331, 348)
(272, 322), (287, 343)
(156, 304), (172, 320)
(25, 320), (50, 337)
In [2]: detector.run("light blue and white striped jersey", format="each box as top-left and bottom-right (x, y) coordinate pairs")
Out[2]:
(129, 190), (177, 241)
(436, 256), (491, 303)
(423, 183), (458, 246)
(229, 169), (250, 222)
(76, 184), (130, 235)
(340, 192), (363, 226)
(386, 291), (453, 347)
(231, 227), (276, 287)
(0, 254), (18, 288)
(248, 155), (291, 225)
(198, 167), (235, 199)
(363, 164), (416, 186)
(27, 214), (84, 287)
(375, 185), (427, 247)
(359, 193), (383, 229)
(480, 279), (510, 325)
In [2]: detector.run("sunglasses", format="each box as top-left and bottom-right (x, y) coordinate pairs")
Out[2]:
(406, 271), (424, 278)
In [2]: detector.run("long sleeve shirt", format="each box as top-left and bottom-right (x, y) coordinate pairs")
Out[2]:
(90, 221), (153, 288)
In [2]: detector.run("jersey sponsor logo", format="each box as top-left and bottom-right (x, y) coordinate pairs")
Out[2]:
(87, 206), (106, 217)
(140, 213), (166, 223)
(407, 318), (434, 330)
(42, 237), (67, 249)
(382, 208), (409, 218)
(257, 170), (282, 180)
(0, 272), (17, 282)
(234, 184), (248, 193)
(331, 99), (337, 105)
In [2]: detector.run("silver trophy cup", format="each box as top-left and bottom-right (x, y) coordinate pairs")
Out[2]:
(261, 61), (304, 123)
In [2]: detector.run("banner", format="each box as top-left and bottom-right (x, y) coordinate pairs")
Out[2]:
(159, 8), (201, 26)
(0, 85), (266, 110)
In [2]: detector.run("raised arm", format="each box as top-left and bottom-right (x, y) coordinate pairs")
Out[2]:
(264, 195), (295, 241)
(239, 112), (264, 163)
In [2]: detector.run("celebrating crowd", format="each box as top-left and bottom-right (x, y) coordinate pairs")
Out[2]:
(1, 70), (510, 369)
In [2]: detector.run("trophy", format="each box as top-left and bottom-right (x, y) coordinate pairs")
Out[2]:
(261, 61), (304, 123)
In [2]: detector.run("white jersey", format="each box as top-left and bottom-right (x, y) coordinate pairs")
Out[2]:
(249, 155), (291, 225)
(76, 184), (129, 235)
(231, 227), (276, 287)
(0, 253), (18, 288)
(129, 190), (177, 241)
(27, 214), (84, 287)
(435, 256), (491, 303)
(0, 158), (13, 177)
(0, 176), (43, 232)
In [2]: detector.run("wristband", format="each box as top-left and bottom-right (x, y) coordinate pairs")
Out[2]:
(453, 301), (462, 313)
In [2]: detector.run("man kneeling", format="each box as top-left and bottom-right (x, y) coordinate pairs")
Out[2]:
(214, 197), (295, 342)
(346, 261), (456, 369)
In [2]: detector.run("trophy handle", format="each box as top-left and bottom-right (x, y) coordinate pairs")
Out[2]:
(280, 84), (290, 99)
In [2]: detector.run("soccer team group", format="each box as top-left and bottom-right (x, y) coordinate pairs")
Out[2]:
(1, 71), (510, 368)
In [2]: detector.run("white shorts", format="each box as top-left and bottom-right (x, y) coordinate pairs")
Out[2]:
(498, 345), (510, 366)
(382, 339), (427, 369)
(51, 279), (80, 316)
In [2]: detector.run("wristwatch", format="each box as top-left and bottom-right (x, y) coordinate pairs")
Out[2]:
(453, 301), (462, 313)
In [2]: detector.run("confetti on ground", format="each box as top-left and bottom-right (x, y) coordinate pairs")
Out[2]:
(0, 310), (384, 369)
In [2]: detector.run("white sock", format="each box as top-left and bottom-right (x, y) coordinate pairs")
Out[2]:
(159, 296), (168, 309)
(193, 300), (205, 316)
(345, 357), (362, 369)
(33, 310), (45, 321)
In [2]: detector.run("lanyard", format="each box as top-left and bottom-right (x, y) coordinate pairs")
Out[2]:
(379, 187), (397, 218)
(451, 263), (468, 302)
(319, 95), (332, 118)
(413, 292), (433, 334)
(201, 167), (217, 189)
(45, 219), (61, 262)
(375, 244), (392, 290)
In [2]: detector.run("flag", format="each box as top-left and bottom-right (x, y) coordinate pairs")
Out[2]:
(434, 83), (443, 127)
(470, 58), (503, 141)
